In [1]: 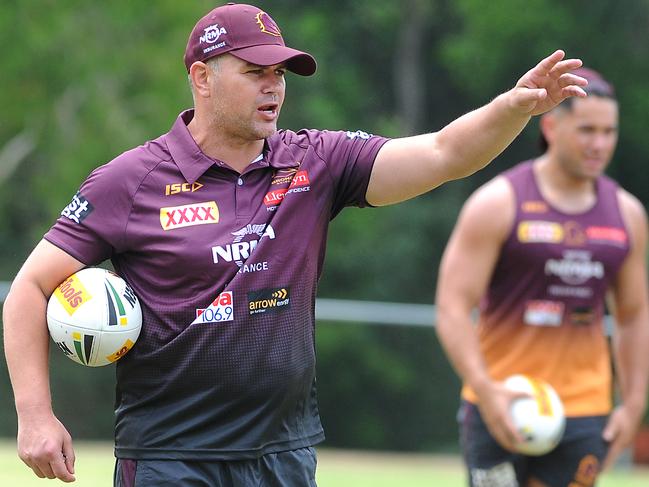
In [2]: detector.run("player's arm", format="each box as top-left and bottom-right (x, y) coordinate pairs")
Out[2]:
(602, 190), (649, 470)
(435, 176), (525, 450)
(3, 239), (86, 482)
(366, 50), (587, 206)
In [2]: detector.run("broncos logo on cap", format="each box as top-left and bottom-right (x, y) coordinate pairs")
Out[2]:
(256, 11), (282, 37)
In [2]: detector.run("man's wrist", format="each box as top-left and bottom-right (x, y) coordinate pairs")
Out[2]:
(622, 396), (647, 419)
(468, 373), (495, 399)
(15, 399), (53, 418)
(496, 89), (534, 119)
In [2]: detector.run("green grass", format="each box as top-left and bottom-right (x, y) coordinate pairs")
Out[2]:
(0, 440), (113, 486)
(1, 440), (648, 486)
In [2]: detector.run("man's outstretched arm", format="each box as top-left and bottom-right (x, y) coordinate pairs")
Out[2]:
(367, 50), (587, 206)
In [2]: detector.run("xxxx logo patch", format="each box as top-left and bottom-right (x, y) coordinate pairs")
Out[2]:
(160, 201), (219, 230)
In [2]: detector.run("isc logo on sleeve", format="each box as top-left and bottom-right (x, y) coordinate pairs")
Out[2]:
(159, 201), (219, 230)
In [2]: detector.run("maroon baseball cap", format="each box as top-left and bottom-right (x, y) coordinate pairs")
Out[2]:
(184, 3), (317, 76)
(571, 67), (615, 97)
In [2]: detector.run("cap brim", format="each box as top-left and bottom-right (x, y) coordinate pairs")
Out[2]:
(230, 45), (317, 77)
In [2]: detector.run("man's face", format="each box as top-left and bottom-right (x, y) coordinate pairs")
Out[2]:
(548, 96), (619, 180)
(207, 54), (286, 141)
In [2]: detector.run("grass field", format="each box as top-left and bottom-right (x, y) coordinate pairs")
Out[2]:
(1, 440), (648, 486)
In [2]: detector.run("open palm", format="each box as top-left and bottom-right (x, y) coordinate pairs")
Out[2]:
(511, 50), (588, 115)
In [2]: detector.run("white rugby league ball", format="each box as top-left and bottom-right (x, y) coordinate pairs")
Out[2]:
(504, 374), (566, 456)
(47, 267), (142, 367)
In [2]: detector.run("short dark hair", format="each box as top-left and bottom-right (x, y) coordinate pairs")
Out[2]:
(539, 67), (617, 152)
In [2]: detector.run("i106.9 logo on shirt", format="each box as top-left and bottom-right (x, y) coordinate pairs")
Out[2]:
(193, 291), (234, 324)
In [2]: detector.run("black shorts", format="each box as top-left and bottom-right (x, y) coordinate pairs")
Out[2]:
(458, 400), (608, 487)
(114, 447), (318, 487)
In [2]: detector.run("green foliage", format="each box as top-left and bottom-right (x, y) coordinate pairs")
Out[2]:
(441, 0), (649, 199)
(443, 0), (572, 98)
(316, 323), (461, 451)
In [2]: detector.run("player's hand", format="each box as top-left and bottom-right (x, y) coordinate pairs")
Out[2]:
(475, 380), (530, 452)
(507, 50), (588, 116)
(17, 409), (76, 482)
(601, 404), (644, 471)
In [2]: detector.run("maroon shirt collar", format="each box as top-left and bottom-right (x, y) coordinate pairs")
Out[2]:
(166, 109), (300, 184)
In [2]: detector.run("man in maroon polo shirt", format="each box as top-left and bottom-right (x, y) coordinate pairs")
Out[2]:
(3, 3), (588, 486)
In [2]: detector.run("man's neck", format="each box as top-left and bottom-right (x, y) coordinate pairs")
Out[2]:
(533, 156), (597, 214)
(187, 117), (265, 174)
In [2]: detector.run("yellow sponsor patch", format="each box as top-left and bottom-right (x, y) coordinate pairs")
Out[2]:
(521, 201), (548, 214)
(574, 454), (599, 485)
(528, 377), (553, 417)
(53, 274), (92, 316)
(106, 339), (135, 363)
(159, 201), (219, 230)
(517, 221), (564, 243)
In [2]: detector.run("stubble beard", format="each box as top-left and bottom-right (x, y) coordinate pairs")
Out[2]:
(212, 104), (278, 143)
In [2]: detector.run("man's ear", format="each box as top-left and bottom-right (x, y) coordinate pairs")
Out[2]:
(189, 62), (212, 98)
(539, 112), (557, 147)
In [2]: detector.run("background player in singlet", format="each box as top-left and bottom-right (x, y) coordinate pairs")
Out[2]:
(435, 68), (649, 487)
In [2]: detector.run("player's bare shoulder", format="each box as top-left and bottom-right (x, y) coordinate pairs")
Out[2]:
(617, 187), (648, 243)
(617, 188), (648, 221)
(458, 174), (516, 242)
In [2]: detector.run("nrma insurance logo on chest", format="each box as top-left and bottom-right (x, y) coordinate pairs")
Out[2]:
(211, 223), (275, 269)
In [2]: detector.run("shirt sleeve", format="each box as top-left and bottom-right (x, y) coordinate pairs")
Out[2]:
(310, 129), (390, 218)
(44, 158), (136, 265)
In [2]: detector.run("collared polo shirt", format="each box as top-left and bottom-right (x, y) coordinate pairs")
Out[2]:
(45, 110), (389, 460)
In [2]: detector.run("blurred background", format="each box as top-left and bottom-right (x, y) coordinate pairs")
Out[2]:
(2, 0), (649, 459)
